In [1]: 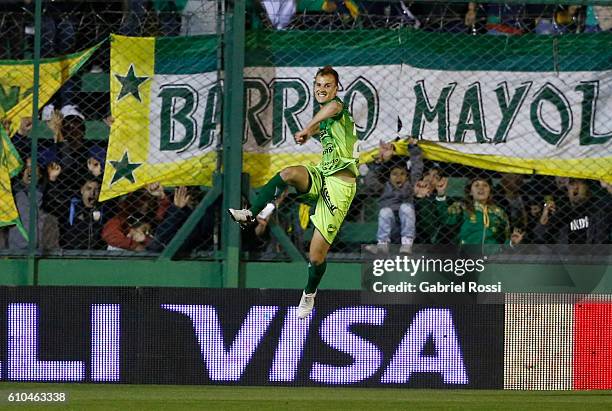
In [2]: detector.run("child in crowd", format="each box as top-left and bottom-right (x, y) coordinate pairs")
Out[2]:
(365, 138), (423, 254)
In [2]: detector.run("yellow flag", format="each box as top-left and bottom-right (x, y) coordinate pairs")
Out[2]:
(0, 43), (100, 228)
(1, 43), (101, 137)
(0, 127), (20, 227)
(359, 139), (612, 184)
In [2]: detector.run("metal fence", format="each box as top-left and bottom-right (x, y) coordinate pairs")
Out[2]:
(0, 0), (610, 261)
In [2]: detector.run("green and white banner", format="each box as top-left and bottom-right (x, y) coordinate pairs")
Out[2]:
(243, 63), (611, 185)
(398, 65), (612, 181)
(102, 31), (612, 198)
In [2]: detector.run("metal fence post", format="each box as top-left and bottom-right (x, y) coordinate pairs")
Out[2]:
(27, 0), (43, 285)
(221, 0), (246, 288)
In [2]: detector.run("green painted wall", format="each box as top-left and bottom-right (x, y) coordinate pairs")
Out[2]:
(0, 259), (610, 294)
(0, 259), (222, 288)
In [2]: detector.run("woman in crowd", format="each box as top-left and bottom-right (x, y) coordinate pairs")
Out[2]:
(435, 175), (523, 249)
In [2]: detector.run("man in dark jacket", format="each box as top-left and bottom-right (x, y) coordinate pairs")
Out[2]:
(62, 178), (105, 250)
(535, 178), (609, 244)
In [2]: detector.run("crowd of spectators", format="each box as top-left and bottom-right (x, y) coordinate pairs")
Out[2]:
(0, 0), (219, 60)
(1, 112), (610, 257)
(354, 137), (611, 254)
(1, 1), (611, 62)
(0, 108), (210, 255)
(0, 107), (282, 255)
(2, 118), (610, 256)
(253, 1), (612, 33)
(0, 1), (610, 258)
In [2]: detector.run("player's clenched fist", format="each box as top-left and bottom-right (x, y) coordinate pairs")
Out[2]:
(294, 129), (309, 145)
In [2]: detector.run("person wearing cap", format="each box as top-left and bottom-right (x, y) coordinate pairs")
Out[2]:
(435, 174), (524, 250)
(50, 106), (107, 206)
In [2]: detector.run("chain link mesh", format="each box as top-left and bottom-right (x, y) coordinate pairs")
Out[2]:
(244, 1), (611, 261)
(0, 1), (610, 261)
(0, 0), (222, 257)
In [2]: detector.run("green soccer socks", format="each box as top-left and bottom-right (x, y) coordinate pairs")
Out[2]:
(305, 260), (327, 294)
(250, 172), (288, 215)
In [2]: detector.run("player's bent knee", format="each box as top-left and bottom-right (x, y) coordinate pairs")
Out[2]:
(309, 255), (326, 266)
(308, 245), (327, 266)
(280, 167), (300, 184)
(281, 166), (309, 190)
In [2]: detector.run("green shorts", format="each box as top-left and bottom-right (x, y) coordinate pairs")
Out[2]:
(302, 165), (357, 244)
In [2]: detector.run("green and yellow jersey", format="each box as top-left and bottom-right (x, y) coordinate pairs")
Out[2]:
(316, 97), (359, 177)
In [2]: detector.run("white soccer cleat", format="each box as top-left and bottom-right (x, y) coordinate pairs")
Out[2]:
(228, 208), (255, 228)
(297, 290), (316, 319)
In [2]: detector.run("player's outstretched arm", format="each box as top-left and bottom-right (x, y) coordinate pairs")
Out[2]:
(294, 99), (343, 145)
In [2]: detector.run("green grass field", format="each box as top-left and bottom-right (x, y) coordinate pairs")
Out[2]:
(0, 383), (611, 410)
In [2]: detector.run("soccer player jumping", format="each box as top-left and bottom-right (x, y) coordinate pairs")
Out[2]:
(229, 66), (358, 319)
